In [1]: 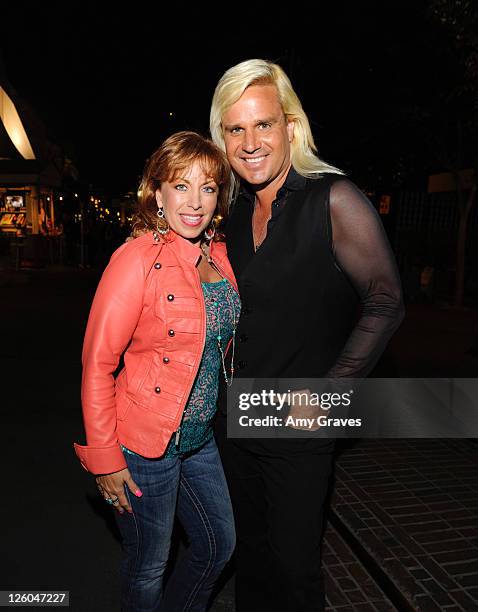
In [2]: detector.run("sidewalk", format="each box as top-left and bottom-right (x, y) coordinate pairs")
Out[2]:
(332, 439), (478, 611)
(323, 523), (395, 611)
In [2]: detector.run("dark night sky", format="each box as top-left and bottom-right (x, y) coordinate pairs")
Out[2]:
(0, 1), (465, 194)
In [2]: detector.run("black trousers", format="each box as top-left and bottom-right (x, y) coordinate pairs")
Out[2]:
(214, 410), (335, 612)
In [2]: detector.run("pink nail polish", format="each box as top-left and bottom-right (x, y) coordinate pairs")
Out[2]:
(135, 489), (143, 497)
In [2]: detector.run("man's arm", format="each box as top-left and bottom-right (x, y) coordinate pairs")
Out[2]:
(325, 179), (405, 378)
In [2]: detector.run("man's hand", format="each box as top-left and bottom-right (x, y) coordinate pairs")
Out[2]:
(285, 388), (329, 431)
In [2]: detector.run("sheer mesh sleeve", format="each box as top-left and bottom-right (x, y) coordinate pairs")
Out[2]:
(325, 179), (405, 378)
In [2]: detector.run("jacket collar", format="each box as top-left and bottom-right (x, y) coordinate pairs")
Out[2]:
(149, 230), (227, 266)
(209, 240), (228, 265)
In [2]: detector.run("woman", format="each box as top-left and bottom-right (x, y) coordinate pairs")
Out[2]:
(73, 131), (240, 611)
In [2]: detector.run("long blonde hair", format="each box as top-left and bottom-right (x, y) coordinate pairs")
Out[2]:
(210, 59), (344, 197)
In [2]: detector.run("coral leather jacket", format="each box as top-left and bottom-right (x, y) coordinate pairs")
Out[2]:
(73, 230), (238, 475)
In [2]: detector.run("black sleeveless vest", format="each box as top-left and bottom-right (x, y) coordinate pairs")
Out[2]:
(226, 172), (359, 380)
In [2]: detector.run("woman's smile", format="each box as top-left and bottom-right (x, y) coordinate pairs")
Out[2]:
(179, 213), (204, 227)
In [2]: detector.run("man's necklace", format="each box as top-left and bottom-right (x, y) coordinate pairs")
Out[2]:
(252, 197), (270, 252)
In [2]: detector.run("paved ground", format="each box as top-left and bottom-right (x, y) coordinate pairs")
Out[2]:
(1, 265), (478, 611)
(332, 439), (478, 611)
(322, 523), (395, 611)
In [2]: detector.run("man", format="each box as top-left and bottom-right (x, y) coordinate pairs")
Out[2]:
(210, 59), (405, 611)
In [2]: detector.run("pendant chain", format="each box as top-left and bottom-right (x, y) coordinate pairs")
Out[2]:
(200, 243), (238, 386)
(252, 196), (270, 252)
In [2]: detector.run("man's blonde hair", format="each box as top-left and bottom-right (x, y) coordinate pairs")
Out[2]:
(210, 58), (344, 196)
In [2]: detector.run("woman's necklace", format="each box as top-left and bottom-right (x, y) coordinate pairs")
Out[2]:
(200, 242), (238, 386)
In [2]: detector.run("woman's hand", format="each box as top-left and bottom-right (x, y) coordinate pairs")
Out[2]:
(95, 468), (142, 514)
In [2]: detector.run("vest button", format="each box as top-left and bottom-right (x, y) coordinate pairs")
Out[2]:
(163, 357), (170, 363)
(154, 262), (162, 269)
(168, 329), (175, 337)
(237, 360), (247, 370)
(154, 386), (161, 394)
(239, 334), (248, 343)
(167, 294), (174, 301)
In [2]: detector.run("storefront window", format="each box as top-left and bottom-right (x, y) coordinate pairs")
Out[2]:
(5, 194), (25, 210)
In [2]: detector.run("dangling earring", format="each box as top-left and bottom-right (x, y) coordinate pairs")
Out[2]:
(204, 219), (216, 242)
(156, 207), (169, 236)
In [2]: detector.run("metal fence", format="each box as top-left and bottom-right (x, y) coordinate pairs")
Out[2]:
(392, 189), (478, 301)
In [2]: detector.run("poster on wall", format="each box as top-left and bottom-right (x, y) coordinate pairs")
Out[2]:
(0, 212), (26, 226)
(5, 195), (25, 210)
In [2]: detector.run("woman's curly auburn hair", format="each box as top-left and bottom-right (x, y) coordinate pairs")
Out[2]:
(131, 131), (232, 240)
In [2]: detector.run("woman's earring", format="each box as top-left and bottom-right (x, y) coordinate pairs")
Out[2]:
(156, 207), (169, 236)
(204, 219), (216, 242)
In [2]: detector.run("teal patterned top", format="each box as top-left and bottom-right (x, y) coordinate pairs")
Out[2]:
(121, 277), (240, 459)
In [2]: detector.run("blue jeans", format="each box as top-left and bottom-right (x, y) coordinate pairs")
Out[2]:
(114, 437), (235, 612)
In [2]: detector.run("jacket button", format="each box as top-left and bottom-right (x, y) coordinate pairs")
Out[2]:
(243, 307), (252, 316)
(239, 334), (248, 343)
(168, 329), (175, 337)
(167, 294), (174, 301)
(163, 357), (170, 363)
(154, 262), (162, 269)
(154, 386), (161, 393)
(237, 360), (247, 370)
